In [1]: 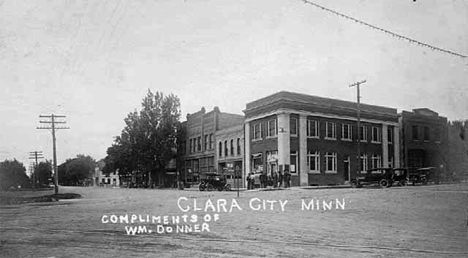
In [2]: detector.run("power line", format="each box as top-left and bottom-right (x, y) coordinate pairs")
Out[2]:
(301, 0), (467, 59)
(37, 114), (70, 194)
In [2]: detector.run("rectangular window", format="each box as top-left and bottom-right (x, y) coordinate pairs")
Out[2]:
(360, 154), (368, 173)
(341, 124), (352, 141)
(267, 119), (277, 137)
(307, 120), (319, 138)
(197, 137), (201, 151)
(325, 122), (336, 140)
(371, 154), (382, 169)
(290, 118), (298, 136)
(189, 139), (192, 153)
(325, 152), (337, 173)
(253, 123), (263, 140)
(359, 126), (368, 142)
(388, 127), (393, 144)
(424, 126), (430, 141)
(434, 128), (441, 142)
(290, 151), (298, 173)
(204, 135), (208, 151)
(412, 125), (419, 140)
(371, 126), (381, 143)
(307, 151), (320, 173)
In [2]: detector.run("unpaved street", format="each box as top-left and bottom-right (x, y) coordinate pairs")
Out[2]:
(1, 184), (467, 258)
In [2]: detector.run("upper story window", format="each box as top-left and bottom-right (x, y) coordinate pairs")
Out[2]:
(388, 127), (393, 144)
(209, 134), (214, 149)
(325, 122), (336, 140)
(204, 134), (209, 150)
(341, 124), (352, 141)
(359, 126), (368, 142)
(267, 119), (277, 137)
(230, 139), (234, 155)
(371, 126), (381, 143)
(423, 126), (430, 141)
(434, 128), (441, 142)
(237, 138), (241, 155)
(290, 118), (298, 136)
(307, 120), (319, 138)
(197, 137), (201, 151)
(253, 123), (263, 140)
(218, 142), (222, 157)
(224, 140), (228, 156)
(412, 125), (419, 141)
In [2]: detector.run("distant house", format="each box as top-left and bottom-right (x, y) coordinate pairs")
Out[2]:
(94, 160), (120, 187)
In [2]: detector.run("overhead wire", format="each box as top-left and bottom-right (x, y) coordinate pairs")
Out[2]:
(301, 0), (467, 59)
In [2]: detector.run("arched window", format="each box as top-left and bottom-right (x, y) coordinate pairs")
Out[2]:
(218, 142), (222, 157)
(230, 139), (234, 155)
(224, 140), (228, 156)
(237, 138), (241, 155)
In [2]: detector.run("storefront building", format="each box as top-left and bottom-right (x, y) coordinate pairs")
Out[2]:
(215, 124), (244, 188)
(244, 91), (400, 186)
(183, 106), (243, 184)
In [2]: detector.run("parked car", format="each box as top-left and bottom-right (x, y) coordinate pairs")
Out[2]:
(392, 168), (409, 186)
(350, 168), (394, 188)
(409, 167), (440, 186)
(199, 173), (231, 191)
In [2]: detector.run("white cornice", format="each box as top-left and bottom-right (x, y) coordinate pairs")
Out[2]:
(245, 108), (399, 126)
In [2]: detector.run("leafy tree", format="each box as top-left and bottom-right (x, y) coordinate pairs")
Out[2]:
(0, 159), (30, 190)
(58, 155), (96, 186)
(104, 90), (181, 187)
(33, 160), (52, 186)
(450, 120), (467, 140)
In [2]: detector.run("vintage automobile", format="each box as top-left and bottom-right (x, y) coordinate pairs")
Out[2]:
(392, 168), (409, 186)
(409, 167), (440, 186)
(199, 173), (231, 191)
(350, 168), (394, 188)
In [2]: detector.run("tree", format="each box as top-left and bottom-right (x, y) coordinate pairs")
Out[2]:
(58, 155), (96, 186)
(33, 160), (52, 186)
(0, 159), (30, 190)
(104, 90), (181, 187)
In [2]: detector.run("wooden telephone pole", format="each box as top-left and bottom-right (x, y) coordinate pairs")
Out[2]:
(29, 151), (44, 187)
(37, 115), (69, 194)
(349, 80), (366, 176)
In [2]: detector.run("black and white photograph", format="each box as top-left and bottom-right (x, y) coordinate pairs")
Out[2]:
(1, 0), (467, 257)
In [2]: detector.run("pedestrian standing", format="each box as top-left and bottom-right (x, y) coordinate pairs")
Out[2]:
(278, 171), (283, 187)
(284, 170), (291, 188)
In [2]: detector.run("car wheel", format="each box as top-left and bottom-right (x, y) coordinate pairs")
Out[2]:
(400, 180), (407, 186)
(199, 184), (206, 191)
(380, 179), (390, 188)
(351, 180), (359, 188)
(225, 184), (231, 191)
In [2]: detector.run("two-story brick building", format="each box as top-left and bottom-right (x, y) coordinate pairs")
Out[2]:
(215, 124), (244, 188)
(183, 107), (243, 184)
(243, 91), (400, 186)
(399, 108), (449, 172)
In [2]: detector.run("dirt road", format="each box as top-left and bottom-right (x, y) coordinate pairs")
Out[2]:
(1, 184), (467, 257)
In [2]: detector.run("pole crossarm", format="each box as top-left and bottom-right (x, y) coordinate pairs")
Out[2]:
(36, 114), (69, 194)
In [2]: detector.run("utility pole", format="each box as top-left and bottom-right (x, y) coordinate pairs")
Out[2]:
(37, 115), (69, 194)
(29, 151), (44, 187)
(349, 80), (366, 177)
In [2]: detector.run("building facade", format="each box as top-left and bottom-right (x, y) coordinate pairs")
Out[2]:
(399, 108), (448, 171)
(215, 125), (244, 188)
(183, 107), (243, 184)
(244, 91), (400, 186)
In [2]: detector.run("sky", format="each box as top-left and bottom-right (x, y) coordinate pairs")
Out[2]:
(1, 0), (467, 173)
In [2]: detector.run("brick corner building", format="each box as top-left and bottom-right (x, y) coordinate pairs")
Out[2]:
(243, 91), (400, 186)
